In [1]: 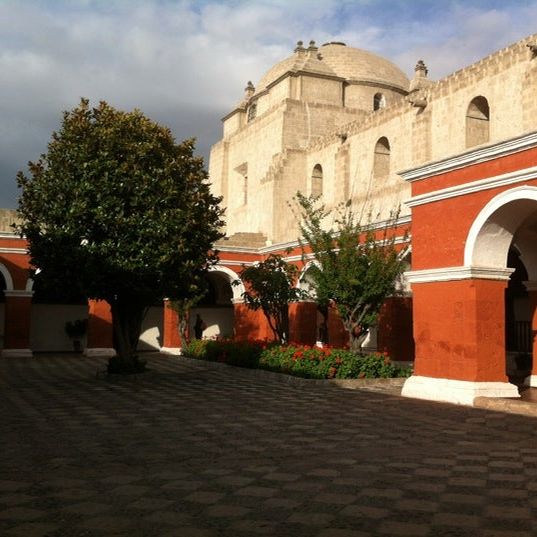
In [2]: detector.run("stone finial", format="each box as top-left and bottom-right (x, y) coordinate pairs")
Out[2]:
(294, 40), (305, 53)
(409, 59), (432, 98)
(415, 60), (428, 77)
(244, 81), (255, 99)
(307, 40), (318, 52)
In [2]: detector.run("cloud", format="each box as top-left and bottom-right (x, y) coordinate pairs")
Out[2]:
(1, 0), (536, 207)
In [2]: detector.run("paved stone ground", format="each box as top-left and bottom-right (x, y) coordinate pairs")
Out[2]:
(1, 354), (537, 537)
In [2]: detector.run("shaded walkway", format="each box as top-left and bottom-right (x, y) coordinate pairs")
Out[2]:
(1, 354), (537, 536)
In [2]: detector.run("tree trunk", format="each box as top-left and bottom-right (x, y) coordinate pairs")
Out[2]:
(179, 313), (189, 346)
(273, 306), (290, 345)
(347, 321), (368, 354)
(318, 305), (329, 344)
(109, 296), (148, 374)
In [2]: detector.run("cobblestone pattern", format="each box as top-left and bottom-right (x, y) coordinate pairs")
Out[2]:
(1, 354), (537, 536)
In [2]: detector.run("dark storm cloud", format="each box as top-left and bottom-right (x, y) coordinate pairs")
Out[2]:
(1, 0), (537, 207)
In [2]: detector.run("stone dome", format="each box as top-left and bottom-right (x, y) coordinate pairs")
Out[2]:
(255, 41), (409, 94)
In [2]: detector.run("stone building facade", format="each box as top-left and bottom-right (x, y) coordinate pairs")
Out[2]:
(207, 33), (537, 404)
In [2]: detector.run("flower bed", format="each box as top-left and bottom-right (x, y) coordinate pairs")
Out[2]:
(182, 339), (411, 379)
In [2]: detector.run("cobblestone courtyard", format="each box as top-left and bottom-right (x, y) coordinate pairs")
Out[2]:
(1, 354), (537, 536)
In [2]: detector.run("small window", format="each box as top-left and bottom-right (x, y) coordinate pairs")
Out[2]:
(247, 103), (257, 122)
(373, 137), (390, 178)
(242, 174), (248, 205)
(311, 164), (323, 198)
(373, 93), (386, 111)
(466, 96), (489, 148)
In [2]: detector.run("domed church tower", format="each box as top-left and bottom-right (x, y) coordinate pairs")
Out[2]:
(209, 40), (409, 246)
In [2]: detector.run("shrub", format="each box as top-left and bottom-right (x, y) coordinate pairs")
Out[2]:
(182, 338), (264, 369)
(182, 339), (412, 379)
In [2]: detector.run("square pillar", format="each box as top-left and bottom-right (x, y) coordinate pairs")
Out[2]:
(403, 275), (519, 404)
(289, 301), (317, 345)
(84, 299), (115, 357)
(524, 283), (537, 386)
(2, 290), (33, 357)
(161, 300), (183, 355)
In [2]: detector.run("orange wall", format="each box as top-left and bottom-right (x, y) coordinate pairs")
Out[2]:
(413, 146), (537, 197)
(412, 279), (508, 382)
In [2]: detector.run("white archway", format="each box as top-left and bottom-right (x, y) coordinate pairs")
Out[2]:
(208, 265), (244, 302)
(0, 263), (14, 291)
(296, 260), (320, 294)
(464, 186), (537, 278)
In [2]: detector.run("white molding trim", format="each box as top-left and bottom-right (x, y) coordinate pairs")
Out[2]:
(525, 375), (537, 387)
(406, 166), (537, 208)
(160, 347), (182, 355)
(402, 375), (520, 405)
(405, 266), (514, 284)
(84, 348), (116, 358)
(464, 186), (537, 267)
(4, 289), (33, 298)
(399, 130), (537, 182)
(216, 259), (255, 266)
(0, 247), (27, 255)
(1, 349), (33, 358)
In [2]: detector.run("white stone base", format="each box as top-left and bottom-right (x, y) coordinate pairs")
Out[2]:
(1, 349), (33, 358)
(402, 375), (520, 406)
(160, 347), (182, 355)
(524, 375), (537, 387)
(84, 348), (116, 358)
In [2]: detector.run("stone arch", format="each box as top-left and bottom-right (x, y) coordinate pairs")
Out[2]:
(296, 260), (320, 295)
(373, 92), (386, 111)
(466, 96), (490, 148)
(0, 263), (14, 291)
(373, 137), (390, 178)
(311, 164), (323, 198)
(464, 186), (537, 278)
(208, 265), (244, 302)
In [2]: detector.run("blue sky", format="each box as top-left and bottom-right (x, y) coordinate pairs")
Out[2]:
(1, 0), (537, 207)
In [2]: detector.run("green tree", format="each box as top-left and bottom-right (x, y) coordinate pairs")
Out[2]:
(296, 193), (407, 352)
(168, 277), (207, 346)
(17, 99), (224, 373)
(237, 254), (306, 344)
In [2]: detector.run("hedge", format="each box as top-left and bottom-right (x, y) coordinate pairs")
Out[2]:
(182, 339), (411, 379)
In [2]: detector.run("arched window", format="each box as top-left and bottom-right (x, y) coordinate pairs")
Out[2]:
(373, 137), (390, 178)
(247, 102), (257, 122)
(373, 93), (386, 111)
(466, 96), (490, 148)
(311, 164), (323, 197)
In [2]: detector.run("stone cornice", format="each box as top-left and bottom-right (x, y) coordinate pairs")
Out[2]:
(399, 131), (537, 183)
(405, 266), (514, 284)
(0, 247), (28, 255)
(4, 290), (33, 298)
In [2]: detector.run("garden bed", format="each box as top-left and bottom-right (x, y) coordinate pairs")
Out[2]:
(182, 339), (412, 381)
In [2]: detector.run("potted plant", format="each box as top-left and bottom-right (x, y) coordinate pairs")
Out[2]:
(65, 319), (88, 352)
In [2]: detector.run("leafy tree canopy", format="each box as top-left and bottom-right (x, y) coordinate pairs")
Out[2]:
(296, 193), (407, 352)
(17, 99), (224, 371)
(237, 254), (306, 344)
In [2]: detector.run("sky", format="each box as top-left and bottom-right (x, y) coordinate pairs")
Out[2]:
(1, 0), (537, 208)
